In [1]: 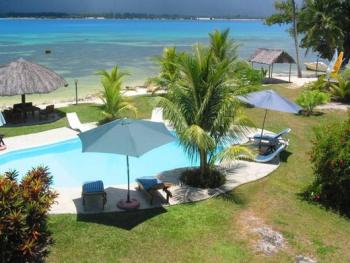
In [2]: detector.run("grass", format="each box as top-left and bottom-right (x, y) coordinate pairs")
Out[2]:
(0, 95), (159, 137)
(4, 85), (350, 262)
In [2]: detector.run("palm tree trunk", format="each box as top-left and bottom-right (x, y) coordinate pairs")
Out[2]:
(343, 33), (350, 66)
(292, 0), (302, 78)
(199, 149), (208, 179)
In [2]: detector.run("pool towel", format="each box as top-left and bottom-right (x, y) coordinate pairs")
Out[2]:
(82, 180), (104, 193)
(136, 176), (162, 190)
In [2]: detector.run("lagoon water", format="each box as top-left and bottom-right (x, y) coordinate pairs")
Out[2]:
(0, 19), (317, 104)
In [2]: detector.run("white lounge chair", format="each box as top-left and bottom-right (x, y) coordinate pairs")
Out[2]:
(151, 107), (164, 122)
(255, 143), (287, 163)
(66, 112), (91, 132)
(251, 128), (291, 144)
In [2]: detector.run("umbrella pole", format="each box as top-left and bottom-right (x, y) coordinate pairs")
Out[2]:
(126, 155), (130, 203)
(21, 94), (26, 105)
(259, 109), (268, 149)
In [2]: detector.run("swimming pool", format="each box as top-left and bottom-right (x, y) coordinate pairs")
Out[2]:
(0, 138), (198, 187)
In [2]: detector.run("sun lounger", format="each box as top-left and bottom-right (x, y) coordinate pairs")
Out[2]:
(67, 112), (90, 132)
(151, 107), (164, 122)
(255, 143), (287, 163)
(136, 176), (172, 205)
(82, 180), (107, 210)
(251, 128), (291, 145)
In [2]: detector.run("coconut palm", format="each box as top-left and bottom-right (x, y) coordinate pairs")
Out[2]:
(266, 0), (303, 78)
(298, 0), (349, 64)
(97, 66), (136, 120)
(209, 29), (239, 64)
(145, 47), (181, 92)
(159, 45), (253, 180)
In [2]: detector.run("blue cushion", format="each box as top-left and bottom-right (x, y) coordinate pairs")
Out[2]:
(82, 180), (104, 193)
(136, 176), (162, 190)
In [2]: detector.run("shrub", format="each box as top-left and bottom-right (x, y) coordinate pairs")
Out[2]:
(329, 75), (350, 102)
(296, 90), (330, 116)
(306, 113), (350, 216)
(180, 168), (226, 189)
(304, 75), (330, 92)
(0, 167), (58, 262)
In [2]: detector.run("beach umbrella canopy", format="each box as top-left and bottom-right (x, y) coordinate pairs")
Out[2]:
(0, 112), (6, 126)
(237, 89), (301, 144)
(0, 58), (67, 103)
(78, 118), (176, 208)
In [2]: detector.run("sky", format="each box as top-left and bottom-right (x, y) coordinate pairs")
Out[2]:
(0, 0), (290, 17)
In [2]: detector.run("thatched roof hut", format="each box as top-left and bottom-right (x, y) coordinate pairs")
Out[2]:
(0, 58), (68, 103)
(249, 48), (296, 81)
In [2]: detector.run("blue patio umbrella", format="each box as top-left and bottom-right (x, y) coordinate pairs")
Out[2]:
(237, 89), (301, 144)
(78, 118), (175, 207)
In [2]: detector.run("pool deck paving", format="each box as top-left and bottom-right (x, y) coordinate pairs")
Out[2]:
(0, 124), (280, 214)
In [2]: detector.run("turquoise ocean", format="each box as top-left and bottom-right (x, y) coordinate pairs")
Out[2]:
(0, 19), (318, 105)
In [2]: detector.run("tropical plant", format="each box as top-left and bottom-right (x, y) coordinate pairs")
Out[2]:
(266, 0), (303, 77)
(209, 29), (239, 64)
(329, 75), (350, 102)
(305, 113), (350, 216)
(97, 66), (136, 120)
(159, 41), (253, 186)
(298, 0), (350, 65)
(145, 47), (181, 92)
(296, 90), (330, 115)
(231, 60), (266, 92)
(0, 167), (58, 262)
(304, 75), (330, 92)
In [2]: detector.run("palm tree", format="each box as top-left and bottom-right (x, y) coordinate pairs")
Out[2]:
(97, 66), (136, 120)
(159, 44), (252, 180)
(145, 47), (181, 92)
(298, 0), (345, 62)
(209, 29), (239, 64)
(291, 0), (302, 78)
(266, 0), (303, 78)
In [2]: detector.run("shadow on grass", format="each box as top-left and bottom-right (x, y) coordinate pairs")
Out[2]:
(218, 191), (248, 207)
(279, 150), (292, 163)
(76, 207), (167, 230)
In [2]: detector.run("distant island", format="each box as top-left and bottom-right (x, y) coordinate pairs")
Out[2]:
(0, 12), (264, 20)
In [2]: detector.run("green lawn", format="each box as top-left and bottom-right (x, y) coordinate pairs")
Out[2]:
(0, 95), (159, 137)
(5, 86), (350, 262)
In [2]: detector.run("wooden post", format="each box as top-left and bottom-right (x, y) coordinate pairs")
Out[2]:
(289, 64), (292, 83)
(74, 80), (78, 105)
(268, 65), (271, 79)
(271, 63), (274, 78)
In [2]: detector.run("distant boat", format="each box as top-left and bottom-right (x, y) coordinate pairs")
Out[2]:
(304, 62), (328, 72)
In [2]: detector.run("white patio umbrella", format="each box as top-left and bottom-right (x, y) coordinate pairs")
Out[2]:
(78, 118), (175, 209)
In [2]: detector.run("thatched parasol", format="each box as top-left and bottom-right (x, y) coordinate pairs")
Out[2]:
(0, 58), (68, 104)
(249, 48), (296, 81)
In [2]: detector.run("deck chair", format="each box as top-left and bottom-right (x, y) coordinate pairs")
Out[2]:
(251, 128), (291, 145)
(136, 176), (172, 205)
(82, 180), (107, 210)
(67, 112), (90, 132)
(151, 107), (164, 122)
(255, 143), (287, 163)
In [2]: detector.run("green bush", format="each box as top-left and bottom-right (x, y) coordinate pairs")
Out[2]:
(296, 90), (330, 116)
(304, 75), (330, 92)
(306, 114), (350, 216)
(231, 60), (265, 92)
(329, 75), (350, 102)
(0, 167), (58, 262)
(180, 168), (226, 189)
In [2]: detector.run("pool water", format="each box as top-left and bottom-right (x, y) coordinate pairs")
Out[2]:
(0, 138), (198, 187)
